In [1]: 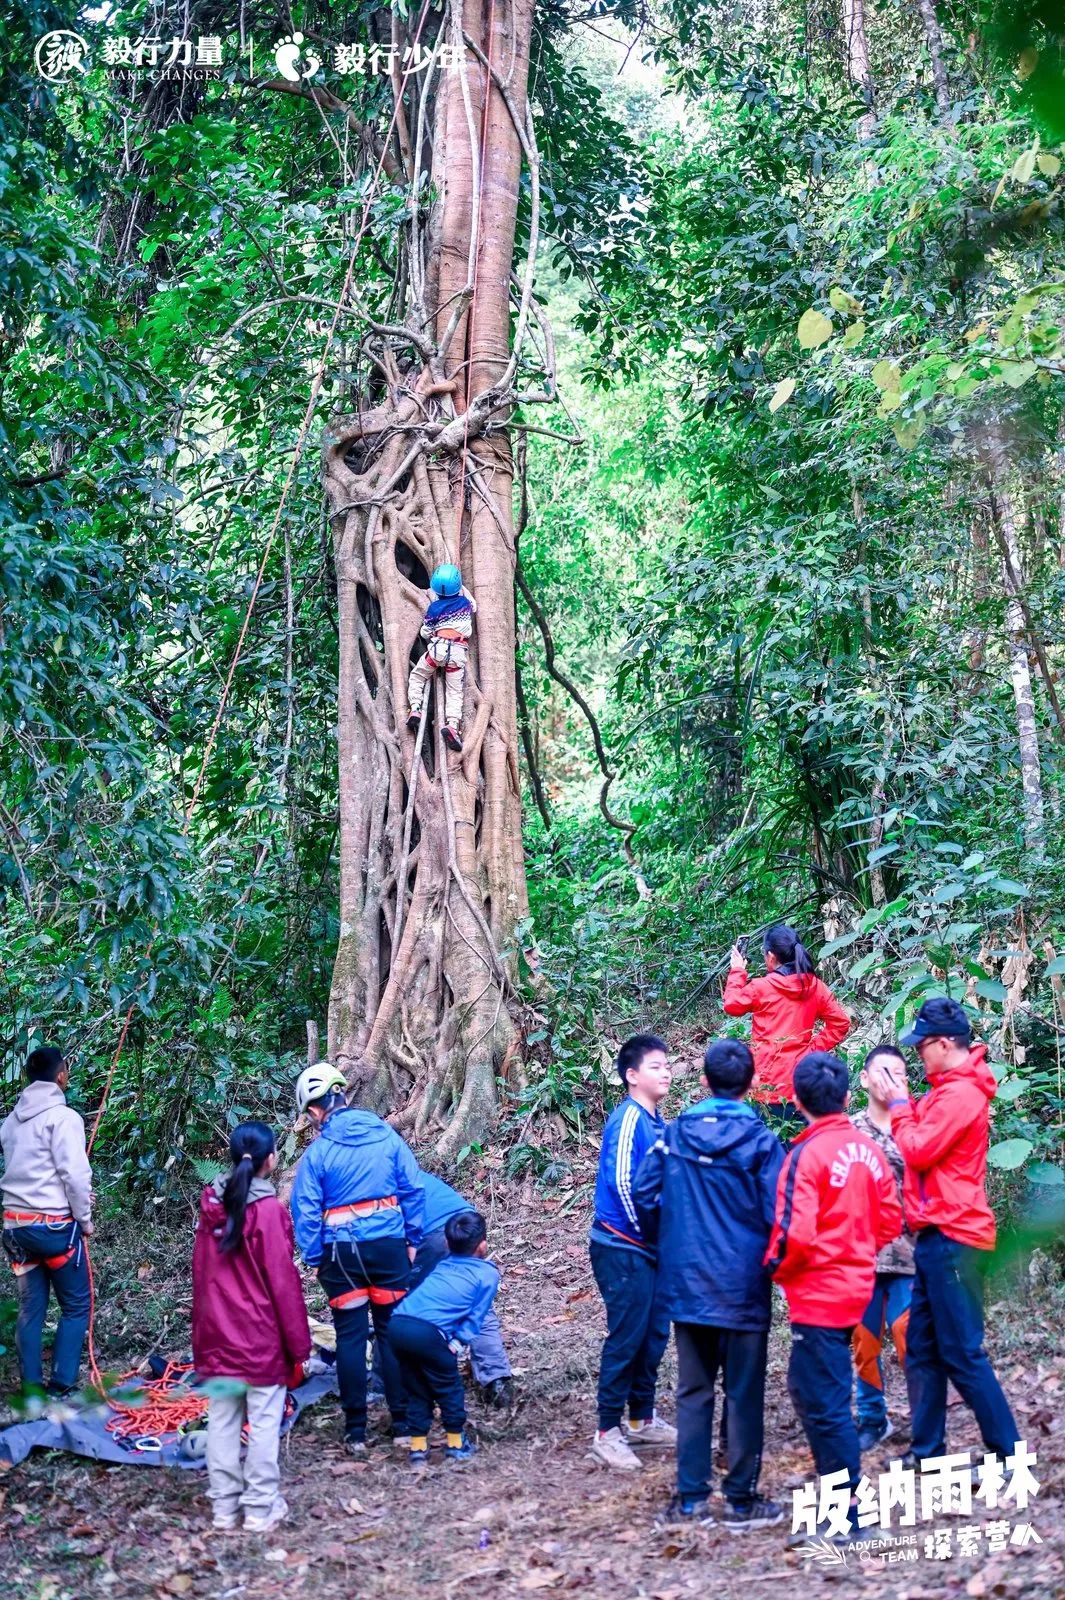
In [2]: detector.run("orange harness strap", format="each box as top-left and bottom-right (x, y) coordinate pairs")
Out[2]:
(3, 1210), (74, 1226)
(323, 1196), (398, 1224)
(328, 1284), (408, 1312)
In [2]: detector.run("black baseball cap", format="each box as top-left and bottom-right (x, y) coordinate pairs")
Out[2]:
(900, 996), (972, 1048)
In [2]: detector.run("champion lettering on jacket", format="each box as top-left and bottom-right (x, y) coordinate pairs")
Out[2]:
(765, 1112), (903, 1328)
(591, 1097), (662, 1252)
(828, 1138), (885, 1188)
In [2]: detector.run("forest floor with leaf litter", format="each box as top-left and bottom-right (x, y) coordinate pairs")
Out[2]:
(1, 1178), (1063, 1600)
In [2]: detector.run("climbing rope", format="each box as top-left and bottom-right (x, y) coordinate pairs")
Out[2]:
(452, 0), (499, 561)
(79, 5), (434, 1437)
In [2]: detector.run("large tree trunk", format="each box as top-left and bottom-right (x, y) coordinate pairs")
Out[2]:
(324, 0), (539, 1158)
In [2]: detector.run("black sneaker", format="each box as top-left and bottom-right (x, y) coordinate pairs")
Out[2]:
(44, 1381), (78, 1399)
(344, 1433), (368, 1459)
(406, 711), (421, 732)
(722, 1496), (785, 1532)
(483, 1377), (514, 1409)
(442, 725), (463, 752)
(656, 1494), (715, 1527)
(858, 1417), (895, 1452)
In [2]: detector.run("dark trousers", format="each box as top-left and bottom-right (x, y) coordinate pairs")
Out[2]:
(318, 1235), (410, 1439)
(2, 1221), (89, 1391)
(589, 1240), (670, 1433)
(675, 1322), (767, 1507)
(788, 1323), (860, 1495)
(906, 1229), (1019, 1461)
(388, 1314), (466, 1435)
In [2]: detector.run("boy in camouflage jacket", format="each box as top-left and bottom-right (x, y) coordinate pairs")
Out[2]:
(850, 1044), (915, 1452)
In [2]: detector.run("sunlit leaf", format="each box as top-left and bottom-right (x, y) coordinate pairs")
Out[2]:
(797, 309), (833, 349)
(768, 377), (796, 413)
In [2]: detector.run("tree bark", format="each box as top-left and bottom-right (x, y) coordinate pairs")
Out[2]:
(841, 0), (876, 138)
(915, 0), (951, 116)
(325, 0), (538, 1158)
(987, 467), (1045, 857)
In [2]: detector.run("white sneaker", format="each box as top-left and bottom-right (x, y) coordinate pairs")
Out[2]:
(589, 1427), (642, 1472)
(211, 1510), (240, 1532)
(624, 1414), (677, 1449)
(244, 1497), (289, 1535)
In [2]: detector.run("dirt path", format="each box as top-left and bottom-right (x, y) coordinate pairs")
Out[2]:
(1, 1188), (1062, 1599)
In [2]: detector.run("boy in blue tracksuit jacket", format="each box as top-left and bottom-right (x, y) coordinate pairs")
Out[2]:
(589, 1034), (675, 1472)
(633, 1038), (786, 1529)
(389, 1209), (499, 1463)
(290, 1090), (425, 1454)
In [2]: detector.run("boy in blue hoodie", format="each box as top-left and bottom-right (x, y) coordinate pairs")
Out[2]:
(633, 1038), (786, 1529)
(389, 1209), (499, 1464)
(290, 1064), (425, 1457)
(589, 1034), (675, 1472)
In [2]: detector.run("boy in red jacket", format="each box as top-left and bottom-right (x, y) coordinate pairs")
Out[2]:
(765, 1052), (901, 1538)
(193, 1122), (311, 1535)
(866, 997), (1019, 1467)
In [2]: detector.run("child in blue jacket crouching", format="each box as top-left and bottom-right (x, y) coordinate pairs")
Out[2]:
(388, 1209), (499, 1465)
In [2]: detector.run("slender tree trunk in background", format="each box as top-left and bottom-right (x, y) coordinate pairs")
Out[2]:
(325, 0), (537, 1158)
(852, 487), (886, 906)
(987, 468), (1045, 857)
(967, 512), (989, 673)
(842, 0), (876, 137)
(915, 0), (951, 116)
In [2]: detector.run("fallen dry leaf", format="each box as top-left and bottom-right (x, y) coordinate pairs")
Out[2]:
(520, 1572), (562, 1590)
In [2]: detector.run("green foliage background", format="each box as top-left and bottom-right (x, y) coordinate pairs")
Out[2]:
(1, 1), (1063, 1209)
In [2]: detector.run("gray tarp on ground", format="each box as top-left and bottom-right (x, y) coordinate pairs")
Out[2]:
(0, 1369), (338, 1470)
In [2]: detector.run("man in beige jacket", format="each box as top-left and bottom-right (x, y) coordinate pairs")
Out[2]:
(1, 1047), (93, 1395)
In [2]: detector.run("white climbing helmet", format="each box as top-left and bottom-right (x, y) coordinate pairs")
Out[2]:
(295, 1061), (347, 1116)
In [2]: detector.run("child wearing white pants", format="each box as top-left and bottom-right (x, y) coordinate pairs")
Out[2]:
(192, 1122), (310, 1533)
(205, 1381), (287, 1527)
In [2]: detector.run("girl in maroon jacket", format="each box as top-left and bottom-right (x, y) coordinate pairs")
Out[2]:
(192, 1122), (311, 1535)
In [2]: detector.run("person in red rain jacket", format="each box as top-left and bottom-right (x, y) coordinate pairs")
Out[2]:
(765, 1052), (902, 1543)
(866, 997), (1020, 1469)
(192, 1121), (311, 1536)
(723, 924), (850, 1133)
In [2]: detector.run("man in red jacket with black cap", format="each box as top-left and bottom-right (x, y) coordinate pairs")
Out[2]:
(866, 997), (1020, 1467)
(765, 1051), (902, 1539)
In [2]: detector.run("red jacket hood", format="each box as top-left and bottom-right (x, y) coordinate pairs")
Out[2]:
(926, 1042), (997, 1101)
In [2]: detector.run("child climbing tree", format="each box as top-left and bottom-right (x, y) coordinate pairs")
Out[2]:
(320, 0), (540, 1156)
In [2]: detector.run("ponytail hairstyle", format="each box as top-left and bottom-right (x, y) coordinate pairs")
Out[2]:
(763, 923), (816, 987)
(220, 1121), (276, 1252)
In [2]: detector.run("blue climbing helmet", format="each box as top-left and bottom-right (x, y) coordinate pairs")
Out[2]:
(431, 563), (462, 596)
